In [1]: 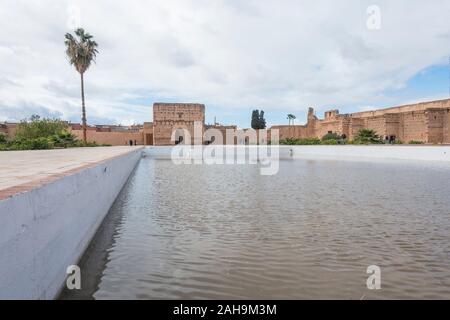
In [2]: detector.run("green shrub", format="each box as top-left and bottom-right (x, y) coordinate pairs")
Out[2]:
(321, 139), (338, 145)
(49, 130), (77, 148)
(409, 140), (424, 145)
(353, 128), (383, 144)
(30, 137), (53, 150)
(2, 115), (86, 151)
(0, 133), (7, 144)
(15, 115), (69, 140)
(1, 116), (114, 151)
(321, 132), (348, 145)
(71, 140), (111, 148)
(301, 137), (321, 145)
(8, 137), (53, 150)
(279, 138), (298, 145)
(280, 137), (321, 145)
(322, 132), (341, 141)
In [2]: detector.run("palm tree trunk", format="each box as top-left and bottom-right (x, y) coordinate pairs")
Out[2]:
(288, 119), (291, 137)
(291, 119), (293, 137)
(80, 72), (87, 143)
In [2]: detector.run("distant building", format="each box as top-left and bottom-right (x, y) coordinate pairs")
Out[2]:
(142, 122), (154, 145)
(152, 103), (205, 145)
(0, 124), (7, 135)
(204, 124), (238, 145)
(150, 103), (241, 145)
(4, 98), (450, 146)
(0, 122), (18, 138)
(69, 123), (144, 146)
(271, 99), (450, 144)
(69, 123), (96, 131)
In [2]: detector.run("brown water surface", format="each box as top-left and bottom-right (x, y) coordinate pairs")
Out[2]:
(61, 158), (450, 299)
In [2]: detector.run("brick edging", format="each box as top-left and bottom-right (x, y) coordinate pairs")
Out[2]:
(0, 147), (143, 201)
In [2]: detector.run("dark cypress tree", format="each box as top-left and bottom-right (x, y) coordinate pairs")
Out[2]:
(251, 110), (259, 129)
(259, 110), (266, 129)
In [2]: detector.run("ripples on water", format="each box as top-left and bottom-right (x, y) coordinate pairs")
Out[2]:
(62, 158), (450, 299)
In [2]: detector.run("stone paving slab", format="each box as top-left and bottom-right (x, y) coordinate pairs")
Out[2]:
(0, 146), (143, 200)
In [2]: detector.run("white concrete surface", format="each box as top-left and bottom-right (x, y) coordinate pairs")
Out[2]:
(0, 146), (142, 193)
(287, 145), (450, 162)
(144, 145), (450, 163)
(0, 147), (142, 299)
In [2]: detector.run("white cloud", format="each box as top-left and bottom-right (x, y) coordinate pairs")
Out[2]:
(0, 0), (449, 125)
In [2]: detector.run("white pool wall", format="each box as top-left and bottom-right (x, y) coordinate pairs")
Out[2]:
(144, 145), (450, 162)
(0, 148), (142, 299)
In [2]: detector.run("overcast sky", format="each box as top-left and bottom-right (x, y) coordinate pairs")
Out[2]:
(1, 0), (449, 127)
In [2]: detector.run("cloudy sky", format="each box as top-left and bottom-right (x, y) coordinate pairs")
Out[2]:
(0, 0), (449, 127)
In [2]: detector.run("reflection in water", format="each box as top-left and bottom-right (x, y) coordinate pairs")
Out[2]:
(62, 158), (450, 299)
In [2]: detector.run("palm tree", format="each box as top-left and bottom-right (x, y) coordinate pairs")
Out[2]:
(290, 114), (296, 125)
(65, 28), (99, 143)
(354, 128), (383, 144)
(287, 114), (296, 125)
(287, 114), (296, 137)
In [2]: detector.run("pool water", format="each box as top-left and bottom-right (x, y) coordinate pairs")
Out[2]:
(61, 157), (450, 299)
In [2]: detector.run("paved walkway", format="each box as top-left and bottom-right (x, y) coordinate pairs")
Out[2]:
(0, 146), (143, 200)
